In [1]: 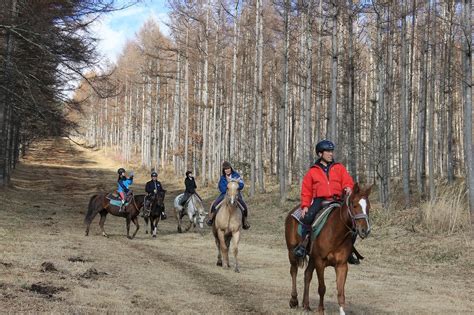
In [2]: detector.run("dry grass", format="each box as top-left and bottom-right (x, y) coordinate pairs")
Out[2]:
(0, 138), (473, 314)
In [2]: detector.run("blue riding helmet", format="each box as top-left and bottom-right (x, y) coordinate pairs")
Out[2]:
(316, 140), (335, 154)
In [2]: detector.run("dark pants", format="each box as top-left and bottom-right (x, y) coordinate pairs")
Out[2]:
(211, 193), (248, 217)
(180, 192), (192, 206)
(301, 198), (325, 225)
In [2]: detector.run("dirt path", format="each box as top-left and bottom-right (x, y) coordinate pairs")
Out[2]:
(1, 138), (472, 314)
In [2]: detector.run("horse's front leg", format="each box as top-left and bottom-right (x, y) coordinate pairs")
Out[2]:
(316, 261), (327, 314)
(302, 258), (315, 311)
(131, 217), (140, 239)
(152, 217), (158, 238)
(214, 234), (222, 266)
(144, 217), (149, 234)
(217, 230), (230, 268)
(231, 230), (240, 272)
(335, 262), (348, 315)
(185, 213), (193, 232)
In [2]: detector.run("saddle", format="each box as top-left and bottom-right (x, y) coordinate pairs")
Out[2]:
(106, 191), (133, 207)
(292, 201), (342, 240)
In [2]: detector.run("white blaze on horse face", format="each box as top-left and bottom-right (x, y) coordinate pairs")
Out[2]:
(359, 198), (367, 215)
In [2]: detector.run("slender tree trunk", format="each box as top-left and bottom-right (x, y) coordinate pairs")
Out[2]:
(401, 0), (410, 207)
(327, 1), (338, 143)
(280, 0), (290, 203)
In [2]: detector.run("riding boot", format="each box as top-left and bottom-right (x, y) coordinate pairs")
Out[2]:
(348, 233), (360, 265)
(160, 211), (167, 220)
(119, 200), (125, 213)
(206, 210), (215, 226)
(293, 228), (310, 258)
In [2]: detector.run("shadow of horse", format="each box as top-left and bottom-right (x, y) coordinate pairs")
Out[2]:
(143, 190), (166, 238)
(212, 180), (242, 272)
(284, 183), (372, 314)
(84, 193), (145, 239)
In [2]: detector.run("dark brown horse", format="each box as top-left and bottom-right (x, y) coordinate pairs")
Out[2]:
(143, 190), (166, 238)
(84, 193), (145, 239)
(285, 183), (372, 314)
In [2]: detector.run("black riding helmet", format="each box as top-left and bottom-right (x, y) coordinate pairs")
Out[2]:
(316, 140), (335, 154)
(151, 171), (158, 177)
(117, 168), (126, 175)
(185, 170), (192, 177)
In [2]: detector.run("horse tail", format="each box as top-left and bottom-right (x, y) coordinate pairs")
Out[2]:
(84, 194), (99, 225)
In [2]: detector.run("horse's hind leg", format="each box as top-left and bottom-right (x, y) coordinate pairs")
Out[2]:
(231, 231), (240, 273)
(335, 263), (348, 315)
(176, 208), (183, 233)
(152, 217), (158, 238)
(131, 217), (140, 239)
(126, 217), (131, 239)
(289, 254), (299, 308)
(99, 210), (108, 237)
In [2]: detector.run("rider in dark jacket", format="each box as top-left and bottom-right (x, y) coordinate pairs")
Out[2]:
(180, 171), (200, 207)
(144, 171), (167, 219)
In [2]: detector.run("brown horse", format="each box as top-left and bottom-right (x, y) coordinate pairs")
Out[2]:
(285, 183), (372, 314)
(212, 180), (242, 272)
(84, 193), (145, 239)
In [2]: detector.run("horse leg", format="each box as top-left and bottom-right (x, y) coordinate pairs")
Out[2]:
(152, 217), (158, 238)
(217, 230), (230, 268)
(316, 262), (327, 314)
(99, 210), (108, 237)
(302, 258), (315, 311)
(231, 230), (240, 273)
(335, 263), (348, 315)
(176, 208), (183, 233)
(289, 253), (299, 308)
(144, 217), (149, 234)
(126, 217), (131, 239)
(131, 217), (139, 239)
(214, 235), (222, 266)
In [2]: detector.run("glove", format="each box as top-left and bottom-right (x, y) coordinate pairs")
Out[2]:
(154, 189), (157, 193)
(130, 171), (134, 177)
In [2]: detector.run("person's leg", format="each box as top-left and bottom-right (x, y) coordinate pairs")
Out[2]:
(119, 192), (125, 212)
(206, 194), (225, 226)
(294, 198), (324, 257)
(180, 192), (190, 206)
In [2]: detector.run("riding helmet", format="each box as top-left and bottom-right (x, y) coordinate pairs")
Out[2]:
(151, 171), (158, 177)
(185, 170), (192, 176)
(117, 168), (126, 175)
(316, 140), (335, 154)
(222, 161), (232, 169)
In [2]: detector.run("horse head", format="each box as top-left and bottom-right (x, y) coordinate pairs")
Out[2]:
(190, 194), (206, 228)
(225, 179), (240, 206)
(347, 183), (373, 239)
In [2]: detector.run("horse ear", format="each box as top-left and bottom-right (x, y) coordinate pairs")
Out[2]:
(353, 183), (360, 194)
(365, 184), (374, 196)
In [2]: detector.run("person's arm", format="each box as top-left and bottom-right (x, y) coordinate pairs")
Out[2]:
(300, 171), (313, 209)
(340, 165), (354, 192)
(218, 176), (227, 194)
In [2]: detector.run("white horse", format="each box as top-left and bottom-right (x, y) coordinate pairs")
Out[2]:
(174, 193), (207, 233)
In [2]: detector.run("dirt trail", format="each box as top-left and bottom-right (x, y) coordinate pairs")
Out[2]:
(0, 138), (472, 314)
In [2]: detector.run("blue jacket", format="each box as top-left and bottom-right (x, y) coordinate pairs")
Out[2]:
(118, 177), (133, 193)
(218, 171), (244, 194)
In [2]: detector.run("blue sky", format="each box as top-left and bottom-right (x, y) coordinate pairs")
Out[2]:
(91, 0), (170, 63)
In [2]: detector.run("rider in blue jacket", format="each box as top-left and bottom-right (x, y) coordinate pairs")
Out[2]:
(117, 168), (133, 212)
(206, 161), (250, 229)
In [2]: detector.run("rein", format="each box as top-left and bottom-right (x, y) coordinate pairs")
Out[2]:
(341, 192), (370, 235)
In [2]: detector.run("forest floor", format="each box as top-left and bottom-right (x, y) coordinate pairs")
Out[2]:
(0, 138), (473, 314)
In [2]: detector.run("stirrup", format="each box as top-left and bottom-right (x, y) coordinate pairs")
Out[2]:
(206, 218), (213, 226)
(293, 245), (307, 258)
(348, 253), (360, 265)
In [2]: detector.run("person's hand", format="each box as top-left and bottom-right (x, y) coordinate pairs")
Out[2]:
(154, 189), (157, 193)
(130, 171), (134, 177)
(301, 207), (308, 218)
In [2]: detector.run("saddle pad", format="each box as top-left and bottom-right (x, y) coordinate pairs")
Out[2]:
(293, 204), (340, 240)
(109, 199), (129, 207)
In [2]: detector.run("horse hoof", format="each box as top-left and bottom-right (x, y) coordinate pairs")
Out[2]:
(177, 227), (182, 233)
(152, 234), (156, 238)
(234, 267), (240, 273)
(145, 231), (148, 234)
(127, 236), (132, 239)
(216, 261), (223, 267)
(289, 298), (298, 308)
(102, 233), (109, 238)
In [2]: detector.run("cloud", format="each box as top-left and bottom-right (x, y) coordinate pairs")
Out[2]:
(90, 0), (170, 63)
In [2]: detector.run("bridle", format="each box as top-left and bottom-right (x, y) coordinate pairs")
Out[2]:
(344, 192), (371, 235)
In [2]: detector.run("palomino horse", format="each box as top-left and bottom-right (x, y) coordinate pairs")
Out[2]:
(285, 183), (372, 314)
(174, 193), (207, 233)
(212, 180), (242, 272)
(84, 193), (145, 239)
(143, 190), (166, 238)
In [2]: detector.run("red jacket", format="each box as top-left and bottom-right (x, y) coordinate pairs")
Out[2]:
(300, 162), (354, 208)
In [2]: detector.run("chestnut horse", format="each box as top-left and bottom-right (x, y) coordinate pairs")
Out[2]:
(212, 180), (242, 272)
(285, 183), (372, 314)
(84, 193), (145, 239)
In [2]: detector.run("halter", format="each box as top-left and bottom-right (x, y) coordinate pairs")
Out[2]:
(344, 192), (371, 234)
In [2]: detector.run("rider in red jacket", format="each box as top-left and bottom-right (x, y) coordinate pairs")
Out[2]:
(294, 140), (354, 258)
